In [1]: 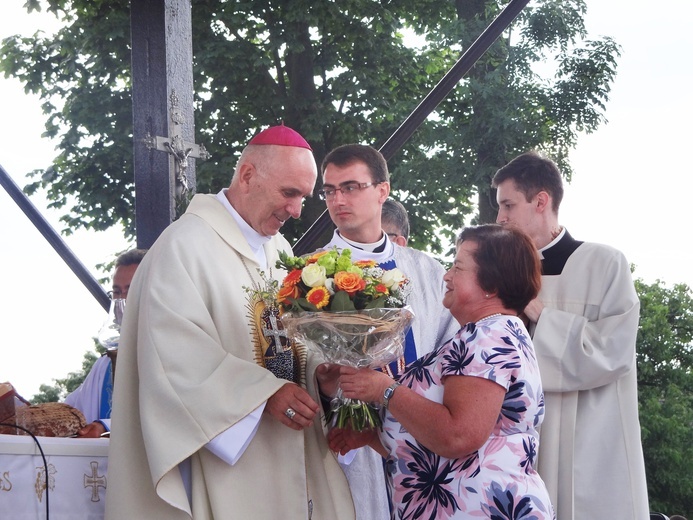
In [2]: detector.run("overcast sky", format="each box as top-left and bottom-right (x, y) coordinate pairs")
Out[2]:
(1, 1), (692, 398)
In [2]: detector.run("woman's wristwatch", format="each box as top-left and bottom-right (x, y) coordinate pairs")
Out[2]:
(382, 382), (401, 409)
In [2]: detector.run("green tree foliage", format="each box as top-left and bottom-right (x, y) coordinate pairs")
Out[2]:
(30, 347), (99, 404)
(6, 6), (692, 510)
(1, 0), (619, 253)
(635, 278), (693, 516)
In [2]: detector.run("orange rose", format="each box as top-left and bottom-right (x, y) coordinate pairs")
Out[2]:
(375, 283), (389, 295)
(277, 284), (300, 304)
(306, 286), (331, 309)
(334, 271), (366, 296)
(282, 269), (302, 287)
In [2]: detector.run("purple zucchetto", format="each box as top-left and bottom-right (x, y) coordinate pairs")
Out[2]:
(248, 123), (312, 151)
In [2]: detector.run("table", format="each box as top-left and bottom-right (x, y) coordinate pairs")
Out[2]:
(0, 433), (109, 519)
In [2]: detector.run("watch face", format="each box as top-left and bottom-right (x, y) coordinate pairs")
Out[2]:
(384, 383), (398, 402)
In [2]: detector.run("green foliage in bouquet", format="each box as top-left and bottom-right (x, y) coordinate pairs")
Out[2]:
(329, 394), (382, 430)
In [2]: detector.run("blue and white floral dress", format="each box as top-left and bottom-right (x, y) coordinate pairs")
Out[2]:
(380, 315), (555, 519)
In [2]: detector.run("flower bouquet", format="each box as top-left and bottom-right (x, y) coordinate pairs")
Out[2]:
(275, 248), (414, 430)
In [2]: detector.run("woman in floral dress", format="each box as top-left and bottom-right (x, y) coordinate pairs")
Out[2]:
(330, 224), (555, 519)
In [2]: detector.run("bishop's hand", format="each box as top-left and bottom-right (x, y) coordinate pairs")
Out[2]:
(265, 383), (319, 431)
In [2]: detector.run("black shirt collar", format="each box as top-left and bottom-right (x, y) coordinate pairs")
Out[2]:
(541, 229), (583, 275)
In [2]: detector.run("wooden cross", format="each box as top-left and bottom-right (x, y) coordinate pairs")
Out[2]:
(131, 0), (207, 249)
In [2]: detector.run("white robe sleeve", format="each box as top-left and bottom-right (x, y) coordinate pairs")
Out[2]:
(204, 402), (265, 465)
(64, 355), (110, 423)
(532, 244), (640, 392)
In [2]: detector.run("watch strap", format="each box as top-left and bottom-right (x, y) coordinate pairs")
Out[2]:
(382, 382), (400, 409)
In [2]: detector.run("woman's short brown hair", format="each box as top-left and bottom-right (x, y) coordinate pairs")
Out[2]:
(457, 224), (541, 314)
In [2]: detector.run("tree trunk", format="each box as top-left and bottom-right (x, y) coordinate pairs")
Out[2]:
(455, 0), (508, 226)
(477, 185), (497, 224)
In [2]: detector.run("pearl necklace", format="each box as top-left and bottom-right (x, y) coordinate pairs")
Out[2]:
(476, 313), (502, 323)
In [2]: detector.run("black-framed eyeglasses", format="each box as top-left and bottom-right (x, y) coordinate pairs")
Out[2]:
(107, 290), (125, 299)
(317, 181), (381, 201)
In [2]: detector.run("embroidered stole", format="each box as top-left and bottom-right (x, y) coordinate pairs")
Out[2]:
(377, 258), (415, 380)
(100, 358), (113, 419)
(239, 251), (307, 386)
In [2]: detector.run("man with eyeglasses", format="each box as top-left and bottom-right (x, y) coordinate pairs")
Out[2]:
(319, 144), (458, 520)
(65, 248), (147, 438)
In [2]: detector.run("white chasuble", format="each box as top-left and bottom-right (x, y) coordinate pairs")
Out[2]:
(105, 194), (354, 520)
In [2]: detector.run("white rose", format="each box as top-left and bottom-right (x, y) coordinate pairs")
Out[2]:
(301, 263), (327, 287)
(381, 268), (406, 288)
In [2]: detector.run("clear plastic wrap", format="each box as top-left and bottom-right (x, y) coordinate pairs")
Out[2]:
(281, 306), (414, 430)
(281, 306), (413, 367)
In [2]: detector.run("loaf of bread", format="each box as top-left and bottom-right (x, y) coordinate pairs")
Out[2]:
(0, 402), (87, 437)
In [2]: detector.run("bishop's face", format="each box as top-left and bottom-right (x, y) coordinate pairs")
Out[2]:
(244, 146), (317, 236)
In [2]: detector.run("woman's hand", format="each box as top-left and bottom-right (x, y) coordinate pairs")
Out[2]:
(338, 366), (393, 404)
(327, 426), (378, 455)
(315, 363), (341, 397)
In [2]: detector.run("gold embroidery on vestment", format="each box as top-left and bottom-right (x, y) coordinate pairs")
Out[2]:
(240, 251), (307, 386)
(246, 298), (307, 386)
(84, 460), (107, 502)
(0, 470), (12, 491)
(35, 463), (56, 502)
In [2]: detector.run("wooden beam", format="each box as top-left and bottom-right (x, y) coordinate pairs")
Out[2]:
(293, 0), (530, 255)
(130, 0), (198, 248)
(0, 163), (110, 311)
